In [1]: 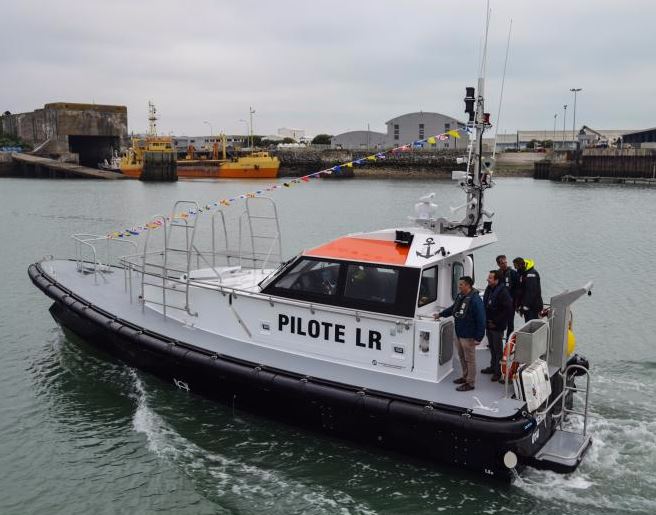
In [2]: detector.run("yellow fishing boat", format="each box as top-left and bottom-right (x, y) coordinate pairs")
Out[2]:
(120, 136), (175, 178)
(120, 102), (280, 179)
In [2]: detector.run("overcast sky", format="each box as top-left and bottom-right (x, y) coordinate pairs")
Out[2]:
(2, 0), (654, 137)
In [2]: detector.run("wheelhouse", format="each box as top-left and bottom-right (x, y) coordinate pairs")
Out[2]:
(260, 231), (482, 320)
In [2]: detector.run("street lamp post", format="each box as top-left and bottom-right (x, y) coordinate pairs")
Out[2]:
(562, 104), (568, 150)
(249, 106), (256, 149)
(203, 121), (213, 145)
(570, 88), (582, 149)
(239, 119), (249, 148)
(553, 113), (558, 150)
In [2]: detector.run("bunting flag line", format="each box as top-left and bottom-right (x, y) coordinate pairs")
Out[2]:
(107, 126), (472, 238)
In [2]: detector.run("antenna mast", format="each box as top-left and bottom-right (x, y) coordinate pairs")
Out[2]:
(450, 1), (494, 237)
(147, 101), (158, 137)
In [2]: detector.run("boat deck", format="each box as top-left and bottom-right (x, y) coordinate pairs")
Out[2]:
(36, 259), (525, 418)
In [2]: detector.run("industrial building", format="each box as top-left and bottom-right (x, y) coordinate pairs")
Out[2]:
(0, 102), (128, 166)
(331, 130), (388, 150)
(331, 111), (468, 150)
(621, 127), (656, 148)
(277, 127), (305, 140)
(386, 112), (467, 150)
(172, 135), (247, 152)
(484, 128), (637, 153)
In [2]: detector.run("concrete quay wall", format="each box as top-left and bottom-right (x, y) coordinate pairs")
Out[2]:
(274, 149), (466, 177)
(534, 148), (656, 181)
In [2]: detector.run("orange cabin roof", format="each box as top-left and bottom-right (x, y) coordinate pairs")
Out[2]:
(304, 237), (409, 265)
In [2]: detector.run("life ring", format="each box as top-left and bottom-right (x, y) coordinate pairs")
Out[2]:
(501, 333), (518, 379)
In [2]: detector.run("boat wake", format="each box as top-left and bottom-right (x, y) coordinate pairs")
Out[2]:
(514, 362), (656, 514)
(129, 370), (377, 515)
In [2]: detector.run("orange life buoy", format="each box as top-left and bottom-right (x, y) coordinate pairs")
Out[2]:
(501, 333), (518, 379)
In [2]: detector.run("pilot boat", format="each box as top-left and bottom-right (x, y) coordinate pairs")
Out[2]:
(28, 79), (594, 480)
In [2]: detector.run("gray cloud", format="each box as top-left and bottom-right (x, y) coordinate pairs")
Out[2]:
(2, 0), (654, 136)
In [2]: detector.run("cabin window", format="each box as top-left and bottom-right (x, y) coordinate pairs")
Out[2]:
(467, 253), (475, 283)
(271, 259), (340, 297)
(451, 262), (464, 300)
(344, 264), (399, 305)
(418, 266), (438, 307)
(262, 257), (420, 317)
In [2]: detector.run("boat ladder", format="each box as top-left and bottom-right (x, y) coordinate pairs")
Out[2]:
(139, 201), (216, 317)
(240, 197), (282, 271)
(533, 364), (592, 472)
(130, 197), (284, 318)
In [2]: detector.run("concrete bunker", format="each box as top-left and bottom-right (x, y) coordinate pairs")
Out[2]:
(68, 135), (120, 167)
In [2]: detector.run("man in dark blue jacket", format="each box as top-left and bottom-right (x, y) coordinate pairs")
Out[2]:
(436, 276), (485, 391)
(496, 254), (519, 337)
(482, 270), (514, 381)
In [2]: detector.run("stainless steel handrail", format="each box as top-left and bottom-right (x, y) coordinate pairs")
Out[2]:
(72, 233), (137, 284)
(119, 197), (285, 320)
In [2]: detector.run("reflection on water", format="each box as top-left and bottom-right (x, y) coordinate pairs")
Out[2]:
(1, 177), (655, 514)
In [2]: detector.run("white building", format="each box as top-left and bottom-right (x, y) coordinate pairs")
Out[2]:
(277, 127), (305, 141)
(331, 130), (389, 150)
(330, 111), (469, 150)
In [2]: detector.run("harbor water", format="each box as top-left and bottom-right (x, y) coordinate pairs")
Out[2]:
(0, 177), (654, 514)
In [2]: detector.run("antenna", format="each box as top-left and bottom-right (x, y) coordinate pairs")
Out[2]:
(493, 18), (512, 159)
(450, 0), (494, 237)
(147, 101), (158, 137)
(478, 1), (491, 97)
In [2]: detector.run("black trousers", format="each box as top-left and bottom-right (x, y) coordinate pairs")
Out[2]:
(506, 314), (515, 338)
(523, 309), (540, 322)
(487, 329), (504, 375)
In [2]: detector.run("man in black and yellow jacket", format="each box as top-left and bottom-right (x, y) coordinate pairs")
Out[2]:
(513, 257), (543, 322)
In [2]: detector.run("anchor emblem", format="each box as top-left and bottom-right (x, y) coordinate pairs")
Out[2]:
(416, 237), (442, 259)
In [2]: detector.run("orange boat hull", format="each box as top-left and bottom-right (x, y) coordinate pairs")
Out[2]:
(120, 166), (142, 178)
(177, 165), (279, 179)
(121, 161), (280, 179)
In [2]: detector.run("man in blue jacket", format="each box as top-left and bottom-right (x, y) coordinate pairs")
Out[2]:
(496, 254), (519, 337)
(436, 276), (486, 391)
(482, 270), (514, 382)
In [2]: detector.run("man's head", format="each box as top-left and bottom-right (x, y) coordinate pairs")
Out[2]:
(496, 254), (508, 271)
(458, 276), (474, 294)
(513, 257), (526, 272)
(487, 269), (501, 288)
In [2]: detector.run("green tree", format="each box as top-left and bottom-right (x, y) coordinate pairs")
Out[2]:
(311, 134), (332, 145)
(0, 134), (31, 150)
